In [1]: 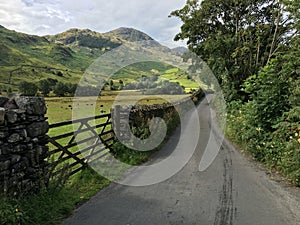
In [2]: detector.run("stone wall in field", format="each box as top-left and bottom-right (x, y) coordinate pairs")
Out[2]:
(112, 89), (205, 142)
(0, 96), (49, 197)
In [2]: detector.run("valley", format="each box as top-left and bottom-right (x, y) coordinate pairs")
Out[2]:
(0, 25), (195, 96)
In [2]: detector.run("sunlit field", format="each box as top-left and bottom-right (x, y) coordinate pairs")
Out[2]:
(45, 90), (189, 124)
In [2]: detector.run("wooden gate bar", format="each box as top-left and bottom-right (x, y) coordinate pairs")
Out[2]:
(48, 113), (115, 179)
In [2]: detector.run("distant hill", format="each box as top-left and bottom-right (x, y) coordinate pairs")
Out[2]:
(46, 28), (121, 58)
(171, 47), (188, 56)
(0, 25), (193, 93)
(103, 27), (153, 42)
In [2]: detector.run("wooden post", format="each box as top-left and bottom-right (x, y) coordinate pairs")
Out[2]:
(112, 105), (121, 139)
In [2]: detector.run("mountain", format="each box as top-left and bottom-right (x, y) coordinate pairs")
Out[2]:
(0, 25), (188, 92)
(103, 27), (153, 42)
(46, 28), (121, 57)
(171, 47), (188, 56)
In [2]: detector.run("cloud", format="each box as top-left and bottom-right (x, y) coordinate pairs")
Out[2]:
(0, 0), (186, 47)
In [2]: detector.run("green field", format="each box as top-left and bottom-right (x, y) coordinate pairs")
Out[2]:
(46, 90), (190, 168)
(46, 90), (189, 123)
(160, 68), (200, 91)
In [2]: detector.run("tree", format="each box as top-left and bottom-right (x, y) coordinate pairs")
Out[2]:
(7, 87), (12, 95)
(109, 80), (115, 90)
(53, 82), (78, 97)
(118, 79), (124, 90)
(65, 83), (77, 96)
(56, 71), (63, 77)
(53, 82), (67, 97)
(283, 0), (300, 107)
(38, 79), (52, 96)
(19, 81), (38, 96)
(46, 78), (58, 86)
(243, 59), (291, 130)
(170, 0), (289, 101)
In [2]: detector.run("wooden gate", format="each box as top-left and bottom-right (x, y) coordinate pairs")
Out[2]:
(47, 113), (115, 179)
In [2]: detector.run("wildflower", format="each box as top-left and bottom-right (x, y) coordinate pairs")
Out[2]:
(298, 138), (300, 144)
(15, 208), (19, 213)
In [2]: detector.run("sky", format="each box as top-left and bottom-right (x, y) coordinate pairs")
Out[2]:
(0, 0), (187, 48)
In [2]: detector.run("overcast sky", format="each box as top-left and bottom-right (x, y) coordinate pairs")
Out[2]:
(0, 0), (187, 48)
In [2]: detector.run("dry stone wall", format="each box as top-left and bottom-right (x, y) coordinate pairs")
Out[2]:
(112, 89), (205, 141)
(0, 96), (49, 197)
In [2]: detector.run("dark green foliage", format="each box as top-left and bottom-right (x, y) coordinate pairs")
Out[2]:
(109, 80), (115, 90)
(0, 199), (29, 225)
(56, 71), (63, 77)
(243, 59), (291, 130)
(225, 5), (300, 184)
(18, 81), (38, 96)
(46, 78), (58, 86)
(52, 82), (77, 97)
(171, 0), (288, 101)
(52, 82), (67, 97)
(227, 102), (300, 186)
(118, 79), (124, 90)
(39, 79), (53, 96)
(50, 82), (101, 97)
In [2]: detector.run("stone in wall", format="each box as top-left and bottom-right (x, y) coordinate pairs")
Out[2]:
(0, 108), (5, 125)
(15, 97), (47, 115)
(0, 96), (49, 197)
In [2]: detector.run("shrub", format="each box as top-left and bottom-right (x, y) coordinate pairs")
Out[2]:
(18, 81), (38, 96)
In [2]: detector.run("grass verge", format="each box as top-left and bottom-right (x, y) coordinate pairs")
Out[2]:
(0, 168), (110, 225)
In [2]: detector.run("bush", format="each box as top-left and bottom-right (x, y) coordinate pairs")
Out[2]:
(226, 102), (300, 186)
(18, 81), (38, 96)
(39, 79), (52, 96)
(56, 71), (63, 77)
(0, 199), (29, 225)
(53, 82), (77, 97)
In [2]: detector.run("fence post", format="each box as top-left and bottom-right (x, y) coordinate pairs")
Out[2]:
(112, 105), (121, 139)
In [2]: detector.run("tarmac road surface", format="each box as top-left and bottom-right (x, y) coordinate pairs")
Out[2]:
(61, 96), (300, 225)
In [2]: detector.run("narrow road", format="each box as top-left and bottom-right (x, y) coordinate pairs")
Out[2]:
(61, 96), (300, 225)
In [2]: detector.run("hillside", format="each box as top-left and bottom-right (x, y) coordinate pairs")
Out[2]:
(103, 27), (153, 42)
(0, 25), (196, 94)
(171, 46), (188, 56)
(0, 26), (90, 91)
